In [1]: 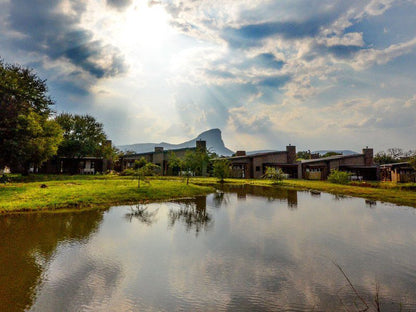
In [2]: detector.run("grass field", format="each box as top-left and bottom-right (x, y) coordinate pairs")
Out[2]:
(0, 175), (214, 213)
(1, 174), (415, 213)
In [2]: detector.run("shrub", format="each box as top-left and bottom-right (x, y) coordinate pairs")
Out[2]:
(328, 169), (351, 184)
(120, 169), (137, 176)
(262, 167), (286, 184)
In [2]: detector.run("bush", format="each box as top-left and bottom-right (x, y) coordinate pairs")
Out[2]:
(120, 169), (137, 176)
(262, 167), (286, 184)
(328, 170), (351, 184)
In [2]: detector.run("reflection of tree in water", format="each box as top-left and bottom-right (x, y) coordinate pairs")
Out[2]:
(125, 205), (158, 225)
(0, 210), (104, 312)
(169, 196), (213, 235)
(212, 191), (229, 208)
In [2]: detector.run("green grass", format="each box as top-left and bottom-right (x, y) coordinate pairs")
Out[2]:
(1, 175), (415, 213)
(0, 175), (214, 213)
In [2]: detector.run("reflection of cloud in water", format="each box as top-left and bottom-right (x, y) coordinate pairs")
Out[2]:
(29, 244), (123, 312)
(167, 191), (416, 311)
(8, 191), (416, 311)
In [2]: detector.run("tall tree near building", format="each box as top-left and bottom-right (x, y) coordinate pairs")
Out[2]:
(55, 113), (113, 159)
(0, 60), (63, 173)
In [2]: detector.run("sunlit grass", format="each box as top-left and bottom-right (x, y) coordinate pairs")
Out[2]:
(1, 175), (415, 213)
(0, 176), (214, 213)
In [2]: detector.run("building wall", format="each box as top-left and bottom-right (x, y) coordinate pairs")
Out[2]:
(301, 150), (375, 180)
(339, 156), (365, 166)
(228, 148), (296, 179)
(252, 153), (288, 179)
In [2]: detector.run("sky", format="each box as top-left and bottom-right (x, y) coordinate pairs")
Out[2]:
(1, 0), (416, 152)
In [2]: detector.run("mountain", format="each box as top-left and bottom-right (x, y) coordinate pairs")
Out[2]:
(118, 128), (234, 156)
(313, 150), (358, 156)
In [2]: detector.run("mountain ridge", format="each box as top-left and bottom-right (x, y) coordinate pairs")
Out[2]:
(118, 128), (234, 156)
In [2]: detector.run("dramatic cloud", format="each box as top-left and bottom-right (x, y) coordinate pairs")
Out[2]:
(1, 0), (415, 150)
(2, 0), (126, 84)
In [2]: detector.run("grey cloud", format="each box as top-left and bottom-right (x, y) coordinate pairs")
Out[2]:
(257, 75), (290, 88)
(6, 0), (126, 80)
(312, 42), (363, 59)
(106, 0), (132, 10)
(221, 14), (337, 49)
(253, 53), (285, 69)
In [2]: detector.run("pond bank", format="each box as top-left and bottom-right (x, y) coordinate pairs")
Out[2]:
(1, 175), (415, 213)
(0, 176), (214, 213)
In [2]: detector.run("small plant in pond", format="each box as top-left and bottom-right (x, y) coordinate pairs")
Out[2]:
(212, 158), (230, 183)
(262, 167), (286, 184)
(327, 169), (351, 184)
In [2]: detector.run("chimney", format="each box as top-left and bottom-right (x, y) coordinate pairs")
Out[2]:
(362, 147), (373, 166)
(286, 145), (296, 164)
(235, 151), (246, 156)
(154, 146), (164, 153)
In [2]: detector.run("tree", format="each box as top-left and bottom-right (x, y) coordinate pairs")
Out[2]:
(321, 151), (341, 158)
(212, 158), (230, 182)
(136, 163), (160, 188)
(374, 148), (416, 165)
(0, 60), (63, 173)
(56, 113), (109, 159)
(167, 151), (183, 176)
(374, 152), (398, 165)
(133, 157), (148, 170)
(297, 151), (312, 160)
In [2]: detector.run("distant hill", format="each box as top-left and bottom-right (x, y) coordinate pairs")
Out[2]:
(313, 150), (359, 156)
(118, 128), (234, 156)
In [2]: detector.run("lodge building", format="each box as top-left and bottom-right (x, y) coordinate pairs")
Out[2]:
(299, 148), (377, 180)
(227, 145), (298, 179)
(122, 140), (207, 176)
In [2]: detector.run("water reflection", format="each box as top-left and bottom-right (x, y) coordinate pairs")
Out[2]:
(0, 210), (104, 312)
(125, 205), (159, 225)
(216, 184), (298, 209)
(169, 196), (212, 235)
(2, 187), (416, 311)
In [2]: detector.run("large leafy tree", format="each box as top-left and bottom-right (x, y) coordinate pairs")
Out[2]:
(0, 60), (63, 173)
(55, 113), (112, 159)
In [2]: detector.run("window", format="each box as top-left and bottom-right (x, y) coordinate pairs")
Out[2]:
(256, 166), (260, 172)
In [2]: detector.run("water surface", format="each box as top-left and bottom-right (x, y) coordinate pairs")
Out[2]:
(1, 186), (416, 311)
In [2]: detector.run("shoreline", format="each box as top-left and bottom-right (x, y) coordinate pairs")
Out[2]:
(1, 175), (415, 214)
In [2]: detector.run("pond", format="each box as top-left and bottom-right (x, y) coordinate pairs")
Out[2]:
(1, 185), (416, 311)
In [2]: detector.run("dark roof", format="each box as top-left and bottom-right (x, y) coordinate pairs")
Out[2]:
(124, 146), (197, 159)
(379, 162), (411, 168)
(228, 150), (286, 160)
(301, 154), (365, 164)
